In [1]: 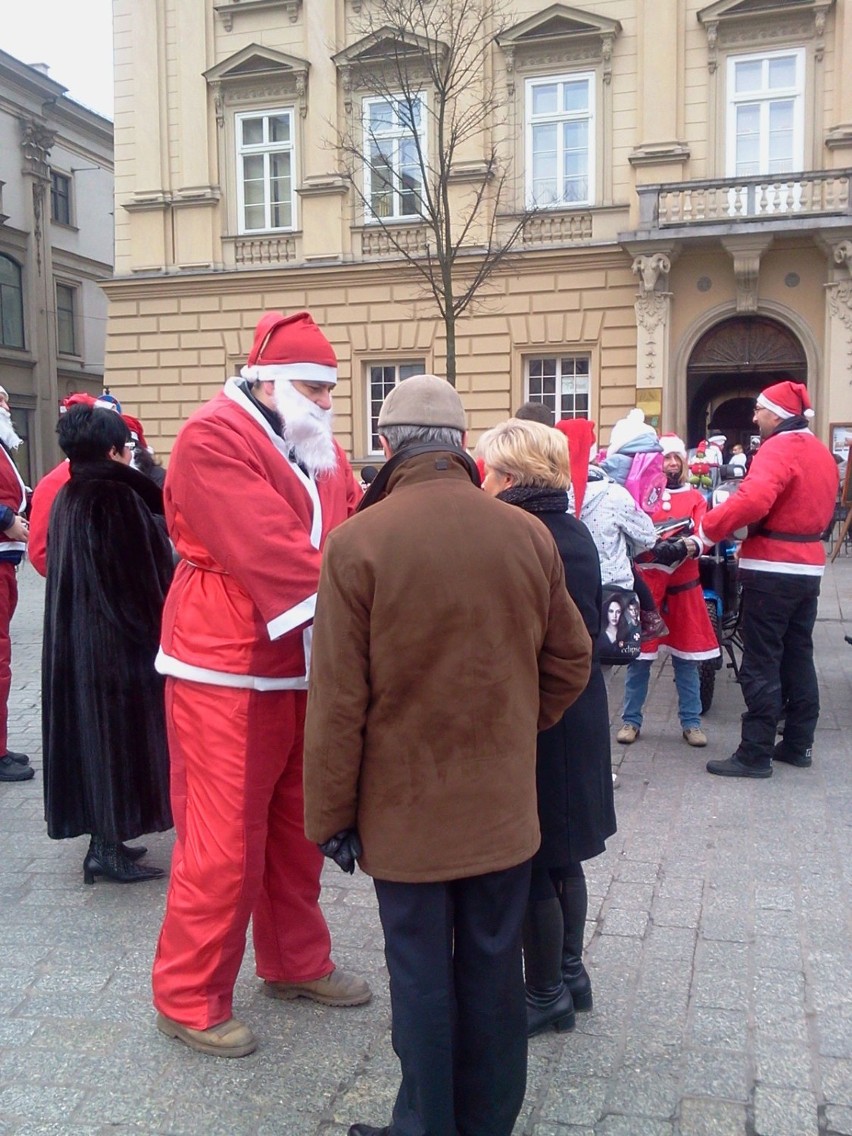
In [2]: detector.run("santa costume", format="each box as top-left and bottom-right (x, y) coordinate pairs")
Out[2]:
(0, 389), (30, 776)
(151, 311), (365, 1044)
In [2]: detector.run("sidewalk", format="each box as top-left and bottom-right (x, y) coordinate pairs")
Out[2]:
(0, 558), (850, 1136)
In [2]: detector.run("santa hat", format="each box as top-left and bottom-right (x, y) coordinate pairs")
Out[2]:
(756, 381), (814, 420)
(659, 432), (687, 459)
(606, 408), (657, 457)
(555, 418), (597, 517)
(241, 311), (337, 385)
(60, 392), (98, 413)
(120, 413), (152, 453)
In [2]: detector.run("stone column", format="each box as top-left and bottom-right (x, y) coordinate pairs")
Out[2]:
(629, 0), (689, 171)
(632, 253), (672, 431)
(823, 240), (852, 432)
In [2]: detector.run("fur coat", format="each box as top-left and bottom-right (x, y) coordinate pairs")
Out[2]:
(42, 459), (174, 841)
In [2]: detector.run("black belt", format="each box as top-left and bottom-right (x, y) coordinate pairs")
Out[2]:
(755, 527), (824, 542)
(667, 578), (700, 596)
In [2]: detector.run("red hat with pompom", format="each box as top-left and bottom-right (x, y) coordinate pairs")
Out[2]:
(756, 381), (814, 420)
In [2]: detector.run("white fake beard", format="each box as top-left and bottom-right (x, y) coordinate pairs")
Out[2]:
(0, 408), (23, 451)
(273, 380), (337, 476)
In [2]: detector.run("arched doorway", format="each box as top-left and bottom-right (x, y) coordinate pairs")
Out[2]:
(686, 316), (807, 449)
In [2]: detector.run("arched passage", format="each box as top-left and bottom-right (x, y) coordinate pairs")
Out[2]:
(686, 315), (807, 449)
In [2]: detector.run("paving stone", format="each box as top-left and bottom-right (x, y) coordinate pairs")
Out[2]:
(825, 1104), (852, 1136)
(678, 1097), (748, 1135)
(753, 1087), (819, 1136)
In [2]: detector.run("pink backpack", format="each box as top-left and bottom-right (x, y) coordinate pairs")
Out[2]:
(625, 452), (666, 514)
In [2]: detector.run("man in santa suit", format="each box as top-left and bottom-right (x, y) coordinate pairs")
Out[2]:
(152, 310), (369, 1057)
(0, 386), (33, 783)
(700, 381), (838, 778)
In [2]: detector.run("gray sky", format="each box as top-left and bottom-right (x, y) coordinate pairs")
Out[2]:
(3, 0), (114, 120)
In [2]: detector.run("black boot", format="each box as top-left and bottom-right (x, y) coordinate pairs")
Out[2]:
(83, 837), (165, 885)
(523, 897), (575, 1036)
(120, 843), (149, 862)
(559, 873), (593, 1012)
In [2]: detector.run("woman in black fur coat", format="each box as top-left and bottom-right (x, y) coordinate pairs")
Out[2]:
(42, 406), (174, 883)
(478, 417), (616, 1036)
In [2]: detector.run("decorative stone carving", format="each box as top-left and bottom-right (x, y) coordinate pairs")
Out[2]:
(632, 253), (671, 294)
(19, 118), (55, 180)
(827, 282), (852, 332)
(697, 1), (832, 72)
(215, 0), (302, 32)
(721, 235), (773, 314)
(833, 240), (852, 278)
(634, 291), (672, 389)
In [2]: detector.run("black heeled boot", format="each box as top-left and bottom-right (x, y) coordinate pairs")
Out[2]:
(523, 897), (575, 1036)
(83, 837), (165, 885)
(559, 872), (593, 1012)
(120, 843), (148, 862)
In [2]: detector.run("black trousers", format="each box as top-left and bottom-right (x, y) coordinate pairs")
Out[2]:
(373, 860), (531, 1136)
(737, 570), (821, 768)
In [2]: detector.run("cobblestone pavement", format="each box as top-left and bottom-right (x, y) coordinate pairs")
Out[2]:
(1, 558), (851, 1136)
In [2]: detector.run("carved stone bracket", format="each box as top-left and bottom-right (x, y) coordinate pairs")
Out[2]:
(721, 235), (773, 314)
(825, 281), (852, 377)
(215, 0), (302, 31)
(833, 240), (852, 278)
(634, 291), (672, 389)
(632, 253), (671, 295)
(19, 118), (56, 181)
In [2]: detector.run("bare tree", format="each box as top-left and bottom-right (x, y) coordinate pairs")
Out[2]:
(335, 0), (534, 385)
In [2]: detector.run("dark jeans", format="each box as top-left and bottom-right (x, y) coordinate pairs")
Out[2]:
(373, 860), (531, 1136)
(737, 570), (821, 768)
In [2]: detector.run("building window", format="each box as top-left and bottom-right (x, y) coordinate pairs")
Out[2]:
(363, 95), (426, 221)
(0, 256), (24, 349)
(367, 361), (425, 452)
(526, 355), (590, 420)
(236, 109), (295, 233)
(50, 171), (72, 225)
(726, 49), (804, 178)
(55, 283), (77, 356)
(526, 73), (594, 208)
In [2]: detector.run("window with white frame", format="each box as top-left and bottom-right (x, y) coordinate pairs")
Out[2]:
(526, 73), (594, 208)
(363, 95), (426, 221)
(366, 361), (425, 452)
(55, 282), (78, 356)
(726, 49), (804, 178)
(526, 355), (590, 420)
(236, 109), (295, 233)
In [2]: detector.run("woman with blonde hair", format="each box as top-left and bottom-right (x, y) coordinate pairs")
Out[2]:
(477, 418), (616, 1036)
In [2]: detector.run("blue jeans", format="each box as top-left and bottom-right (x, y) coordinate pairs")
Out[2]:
(623, 657), (702, 731)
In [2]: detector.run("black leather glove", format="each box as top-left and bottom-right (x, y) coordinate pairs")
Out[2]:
(650, 537), (689, 567)
(319, 829), (362, 875)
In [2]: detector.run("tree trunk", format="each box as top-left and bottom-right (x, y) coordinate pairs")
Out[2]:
(445, 314), (457, 387)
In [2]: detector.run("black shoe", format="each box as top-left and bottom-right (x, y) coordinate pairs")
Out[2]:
(348, 1126), (390, 1136)
(706, 755), (772, 779)
(0, 755), (35, 782)
(120, 843), (148, 861)
(772, 742), (812, 768)
(3, 750), (29, 766)
(526, 983), (575, 1036)
(83, 838), (165, 885)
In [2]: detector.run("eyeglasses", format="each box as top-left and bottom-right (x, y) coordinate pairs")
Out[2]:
(124, 441), (136, 451)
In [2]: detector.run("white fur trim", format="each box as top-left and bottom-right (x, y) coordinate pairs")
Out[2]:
(267, 594), (317, 640)
(240, 363), (337, 385)
(738, 557), (824, 576)
(756, 392), (804, 419)
(155, 648), (309, 690)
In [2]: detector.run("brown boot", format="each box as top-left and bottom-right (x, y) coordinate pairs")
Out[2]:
(264, 968), (372, 1007)
(156, 1013), (257, 1057)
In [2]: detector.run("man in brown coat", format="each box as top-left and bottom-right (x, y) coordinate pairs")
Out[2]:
(304, 375), (592, 1136)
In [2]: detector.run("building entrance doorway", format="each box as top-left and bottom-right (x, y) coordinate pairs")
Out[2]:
(686, 315), (807, 451)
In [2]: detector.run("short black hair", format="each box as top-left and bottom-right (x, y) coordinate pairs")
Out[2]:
(57, 406), (130, 462)
(514, 401), (554, 427)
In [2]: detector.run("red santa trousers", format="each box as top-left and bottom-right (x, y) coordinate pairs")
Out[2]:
(152, 680), (333, 1030)
(0, 563), (17, 754)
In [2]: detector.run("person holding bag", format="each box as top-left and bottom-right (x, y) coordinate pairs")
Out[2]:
(477, 418), (616, 1036)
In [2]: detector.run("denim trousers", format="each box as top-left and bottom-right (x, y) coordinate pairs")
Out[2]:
(623, 656), (702, 730)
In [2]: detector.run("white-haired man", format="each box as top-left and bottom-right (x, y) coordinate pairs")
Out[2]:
(0, 386), (32, 782)
(152, 311), (369, 1057)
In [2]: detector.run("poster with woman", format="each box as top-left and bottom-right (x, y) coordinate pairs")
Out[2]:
(597, 585), (642, 664)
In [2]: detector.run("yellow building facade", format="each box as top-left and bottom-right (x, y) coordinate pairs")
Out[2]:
(106, 0), (852, 466)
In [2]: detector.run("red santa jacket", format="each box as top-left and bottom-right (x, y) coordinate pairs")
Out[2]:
(156, 381), (361, 688)
(699, 426), (838, 576)
(28, 460), (71, 576)
(0, 444), (27, 559)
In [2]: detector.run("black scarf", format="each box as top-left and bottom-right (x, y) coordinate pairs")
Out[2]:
(497, 486), (569, 514)
(68, 459), (165, 516)
(769, 414), (809, 438)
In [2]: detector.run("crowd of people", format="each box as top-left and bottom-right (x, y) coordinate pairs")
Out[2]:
(0, 309), (839, 1136)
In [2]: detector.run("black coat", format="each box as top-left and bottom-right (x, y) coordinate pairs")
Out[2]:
(42, 460), (174, 841)
(501, 488), (616, 865)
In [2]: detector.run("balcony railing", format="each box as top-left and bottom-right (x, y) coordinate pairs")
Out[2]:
(224, 234), (298, 268)
(638, 169), (852, 230)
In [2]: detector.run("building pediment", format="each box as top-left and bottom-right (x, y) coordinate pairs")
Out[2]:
(496, 5), (622, 85)
(697, 0), (834, 69)
(333, 28), (446, 70)
(204, 46), (310, 124)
